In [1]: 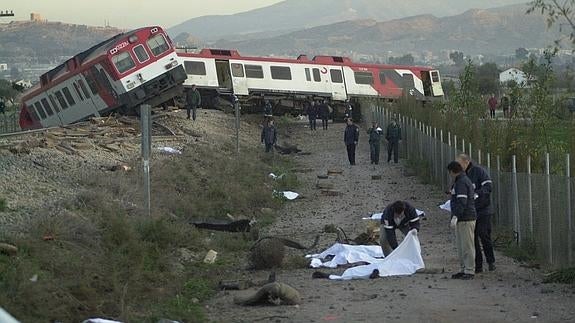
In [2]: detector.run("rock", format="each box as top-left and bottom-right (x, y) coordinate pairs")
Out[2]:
(0, 243), (18, 256)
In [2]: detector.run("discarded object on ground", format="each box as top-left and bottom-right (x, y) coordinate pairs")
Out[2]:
(439, 200), (451, 212)
(82, 319), (122, 323)
(320, 230), (425, 280)
(100, 164), (131, 172)
(273, 190), (299, 200)
(29, 274), (38, 282)
(363, 209), (425, 220)
(371, 175), (382, 180)
(251, 235), (320, 251)
(269, 173), (285, 180)
(0, 243), (18, 256)
(219, 272), (276, 290)
(316, 182), (334, 190)
(249, 238), (285, 269)
(307, 244), (384, 269)
(274, 144), (302, 155)
(327, 169), (343, 175)
(234, 282), (301, 306)
(0, 308), (20, 323)
(317, 175), (329, 179)
(192, 219), (255, 232)
(321, 190), (342, 197)
(203, 250), (218, 264)
(336, 227), (379, 245)
(157, 147), (182, 155)
(312, 271), (331, 279)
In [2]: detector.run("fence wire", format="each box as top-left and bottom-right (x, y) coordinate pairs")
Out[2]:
(371, 105), (574, 269)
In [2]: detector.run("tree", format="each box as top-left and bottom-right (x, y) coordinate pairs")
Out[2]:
(528, 0), (575, 44)
(0, 79), (21, 107)
(515, 47), (530, 60)
(475, 63), (500, 95)
(388, 54), (415, 65)
(449, 51), (465, 66)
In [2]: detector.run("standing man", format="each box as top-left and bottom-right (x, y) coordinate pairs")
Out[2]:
(447, 161), (477, 280)
(343, 118), (359, 165)
(457, 154), (496, 273)
(186, 85), (201, 120)
(0, 97), (5, 115)
(386, 118), (402, 163)
(319, 100), (330, 130)
(261, 119), (277, 153)
(306, 98), (318, 131)
(488, 94), (497, 119)
(367, 122), (383, 164)
(379, 200), (421, 256)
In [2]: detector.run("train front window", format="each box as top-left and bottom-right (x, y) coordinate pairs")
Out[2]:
(113, 52), (136, 73)
(49, 94), (60, 112)
(147, 34), (170, 56)
(41, 98), (54, 116)
(62, 87), (76, 106)
(431, 71), (440, 83)
(34, 102), (47, 119)
(55, 91), (68, 109)
(134, 45), (150, 63)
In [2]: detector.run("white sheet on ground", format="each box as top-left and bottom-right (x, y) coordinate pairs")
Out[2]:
(439, 200), (451, 212)
(82, 319), (122, 323)
(268, 173), (285, 180)
(330, 230), (424, 280)
(362, 209), (425, 220)
(0, 308), (20, 323)
(306, 244), (384, 268)
(273, 190), (299, 200)
(157, 147), (182, 155)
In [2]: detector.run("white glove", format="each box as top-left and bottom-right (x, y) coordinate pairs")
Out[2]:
(450, 216), (458, 229)
(409, 228), (418, 236)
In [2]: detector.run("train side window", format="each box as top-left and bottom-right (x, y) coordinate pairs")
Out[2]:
(184, 61), (207, 75)
(78, 79), (91, 99)
(245, 65), (264, 79)
(431, 71), (440, 83)
(379, 71), (387, 84)
(330, 69), (343, 83)
(85, 75), (99, 95)
(41, 98), (54, 116)
(270, 66), (292, 80)
(133, 44), (150, 63)
(55, 91), (69, 109)
(73, 83), (84, 101)
(62, 87), (76, 106)
(34, 102), (47, 119)
(354, 72), (374, 85)
(231, 63), (244, 77)
(112, 52), (136, 74)
(312, 68), (321, 82)
(49, 94), (60, 112)
(28, 105), (39, 121)
(147, 34), (170, 56)
(305, 68), (311, 82)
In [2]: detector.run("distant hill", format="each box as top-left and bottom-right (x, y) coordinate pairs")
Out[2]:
(212, 4), (563, 56)
(168, 0), (524, 41)
(0, 21), (123, 62)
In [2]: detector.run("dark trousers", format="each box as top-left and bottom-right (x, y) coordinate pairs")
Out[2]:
(322, 118), (329, 130)
(474, 214), (495, 269)
(346, 144), (356, 165)
(187, 105), (197, 120)
(370, 143), (380, 164)
(489, 109), (495, 118)
(309, 118), (317, 130)
(387, 140), (399, 163)
(265, 143), (274, 153)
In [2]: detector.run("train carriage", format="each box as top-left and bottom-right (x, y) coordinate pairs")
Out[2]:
(19, 26), (187, 130)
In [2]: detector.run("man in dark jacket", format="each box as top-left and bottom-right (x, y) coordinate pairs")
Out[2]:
(344, 100), (353, 120)
(0, 97), (5, 115)
(379, 200), (421, 256)
(367, 122), (383, 164)
(457, 154), (495, 272)
(261, 119), (277, 153)
(319, 100), (330, 130)
(305, 99), (318, 131)
(386, 119), (401, 163)
(447, 161), (477, 280)
(343, 118), (359, 165)
(186, 85), (201, 120)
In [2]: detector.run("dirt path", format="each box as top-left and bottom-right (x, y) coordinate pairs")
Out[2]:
(207, 120), (575, 323)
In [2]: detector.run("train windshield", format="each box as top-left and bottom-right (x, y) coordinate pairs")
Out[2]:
(147, 34), (170, 56)
(112, 52), (136, 73)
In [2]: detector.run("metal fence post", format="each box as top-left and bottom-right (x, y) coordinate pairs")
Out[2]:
(527, 155), (533, 238)
(496, 155), (501, 225)
(478, 149), (482, 165)
(512, 155), (520, 244)
(440, 129), (445, 189)
(546, 153), (553, 266)
(433, 127), (438, 183)
(454, 135), (458, 159)
(462, 138), (465, 154)
(468, 143), (472, 160)
(566, 153), (572, 265)
(140, 104), (152, 217)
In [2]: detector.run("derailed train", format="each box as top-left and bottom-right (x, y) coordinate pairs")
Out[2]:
(18, 25), (444, 129)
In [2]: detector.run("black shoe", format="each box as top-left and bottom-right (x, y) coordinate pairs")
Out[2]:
(488, 263), (496, 271)
(451, 272), (465, 279)
(461, 274), (475, 280)
(475, 267), (483, 273)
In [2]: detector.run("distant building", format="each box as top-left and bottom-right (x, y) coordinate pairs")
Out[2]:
(0, 64), (7, 72)
(499, 68), (528, 86)
(14, 79), (33, 89)
(30, 13), (45, 22)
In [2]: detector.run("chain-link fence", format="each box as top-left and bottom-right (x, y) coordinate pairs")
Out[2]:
(369, 105), (574, 269)
(0, 110), (20, 134)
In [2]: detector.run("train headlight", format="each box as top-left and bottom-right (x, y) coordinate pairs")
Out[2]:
(165, 61), (178, 69)
(128, 35), (138, 43)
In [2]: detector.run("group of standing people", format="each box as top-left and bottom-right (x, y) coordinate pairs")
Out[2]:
(343, 118), (402, 166)
(447, 154), (496, 280)
(304, 98), (331, 131)
(487, 94), (511, 118)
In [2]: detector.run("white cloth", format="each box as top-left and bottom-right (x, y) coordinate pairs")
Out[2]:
(273, 190), (299, 200)
(0, 308), (20, 323)
(439, 200), (451, 212)
(362, 209), (425, 220)
(268, 173), (285, 180)
(328, 230), (425, 280)
(306, 244), (384, 268)
(82, 319), (123, 323)
(157, 147), (182, 155)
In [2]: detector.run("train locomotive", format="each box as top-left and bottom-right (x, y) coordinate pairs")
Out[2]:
(177, 48), (444, 119)
(19, 26), (187, 130)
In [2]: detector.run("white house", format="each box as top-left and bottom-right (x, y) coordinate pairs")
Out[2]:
(14, 79), (33, 89)
(0, 64), (7, 71)
(499, 68), (528, 86)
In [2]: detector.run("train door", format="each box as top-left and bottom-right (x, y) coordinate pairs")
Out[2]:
(215, 60), (233, 91)
(421, 71), (432, 97)
(430, 70), (444, 96)
(230, 62), (248, 95)
(329, 67), (347, 101)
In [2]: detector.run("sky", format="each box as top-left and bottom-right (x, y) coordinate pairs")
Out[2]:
(2, 0), (284, 29)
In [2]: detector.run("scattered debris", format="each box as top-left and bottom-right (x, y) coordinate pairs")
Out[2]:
(273, 191), (299, 200)
(203, 250), (218, 264)
(0, 243), (18, 256)
(327, 169), (343, 175)
(371, 175), (382, 180)
(192, 219), (254, 233)
(29, 274), (38, 283)
(81, 319), (122, 323)
(274, 144), (302, 155)
(439, 200), (451, 212)
(268, 173), (285, 180)
(100, 164), (131, 172)
(219, 272), (276, 290)
(234, 282), (301, 306)
(157, 147), (182, 155)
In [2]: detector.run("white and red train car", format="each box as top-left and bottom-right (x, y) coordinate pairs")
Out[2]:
(177, 48), (444, 117)
(19, 26), (187, 130)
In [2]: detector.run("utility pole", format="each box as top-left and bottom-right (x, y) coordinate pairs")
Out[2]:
(140, 104), (152, 216)
(233, 94), (240, 154)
